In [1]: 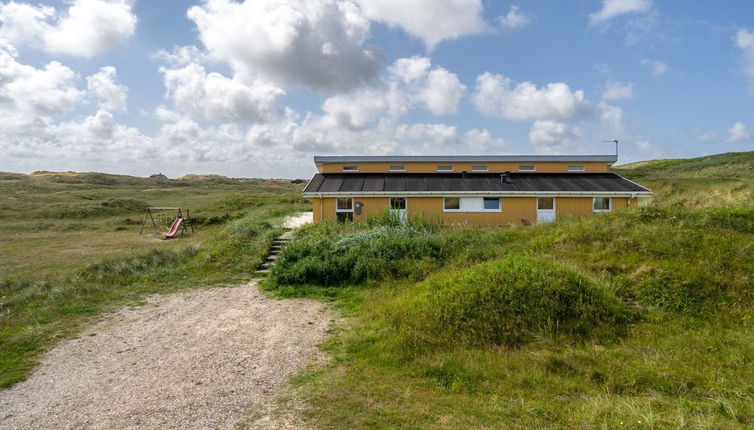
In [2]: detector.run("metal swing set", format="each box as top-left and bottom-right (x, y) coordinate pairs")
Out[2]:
(139, 207), (195, 238)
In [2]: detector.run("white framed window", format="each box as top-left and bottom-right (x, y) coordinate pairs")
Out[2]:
(444, 197), (460, 211)
(336, 198), (353, 211)
(389, 165), (406, 172)
(342, 165), (359, 172)
(483, 197), (501, 212)
(336, 198), (354, 222)
(437, 165), (453, 172)
(471, 165), (488, 172)
(593, 197), (611, 212)
(443, 197), (501, 212)
(568, 165), (585, 172)
(519, 165), (536, 172)
(537, 197), (554, 210)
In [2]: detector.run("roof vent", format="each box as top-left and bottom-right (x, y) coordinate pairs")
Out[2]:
(501, 171), (511, 184)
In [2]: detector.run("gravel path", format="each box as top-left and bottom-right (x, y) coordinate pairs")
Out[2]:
(0, 282), (330, 430)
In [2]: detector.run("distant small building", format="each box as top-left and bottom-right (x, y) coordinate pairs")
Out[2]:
(303, 155), (651, 225)
(149, 173), (168, 179)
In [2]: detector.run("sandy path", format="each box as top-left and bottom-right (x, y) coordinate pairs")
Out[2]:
(0, 282), (330, 430)
(281, 212), (312, 229)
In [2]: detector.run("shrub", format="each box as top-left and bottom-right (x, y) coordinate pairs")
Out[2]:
(384, 256), (634, 352)
(271, 224), (448, 286)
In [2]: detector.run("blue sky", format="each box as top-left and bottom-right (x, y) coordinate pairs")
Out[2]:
(0, 0), (753, 178)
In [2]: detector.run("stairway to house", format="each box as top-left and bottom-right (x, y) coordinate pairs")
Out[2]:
(256, 230), (292, 274)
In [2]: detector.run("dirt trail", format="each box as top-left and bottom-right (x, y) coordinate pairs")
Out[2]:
(0, 282), (330, 429)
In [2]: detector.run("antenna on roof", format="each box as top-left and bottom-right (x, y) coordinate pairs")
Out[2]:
(603, 139), (619, 156)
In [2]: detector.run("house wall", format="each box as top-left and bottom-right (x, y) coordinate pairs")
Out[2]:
(319, 161), (610, 174)
(354, 197), (390, 221)
(312, 196), (638, 225)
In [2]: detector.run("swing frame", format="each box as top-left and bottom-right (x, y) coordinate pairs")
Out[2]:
(139, 207), (195, 235)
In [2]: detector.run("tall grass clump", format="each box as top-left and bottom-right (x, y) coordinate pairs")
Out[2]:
(271, 222), (448, 286)
(384, 256), (634, 353)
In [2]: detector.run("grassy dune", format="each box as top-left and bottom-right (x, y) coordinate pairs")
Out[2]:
(0, 171), (307, 387)
(265, 152), (754, 428)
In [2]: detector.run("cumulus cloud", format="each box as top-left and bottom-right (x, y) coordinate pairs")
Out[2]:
(497, 5), (531, 31)
(86, 67), (127, 111)
(589, 0), (652, 26)
(187, 0), (382, 92)
(727, 122), (751, 142)
(735, 29), (754, 82)
(160, 63), (286, 124)
(602, 81), (634, 100)
(472, 72), (592, 121)
(0, 45), (83, 120)
(528, 120), (582, 154)
(640, 58), (668, 76)
(355, 0), (489, 49)
(0, 0), (136, 57)
(153, 45), (209, 67)
(320, 56), (466, 130)
(463, 128), (506, 153)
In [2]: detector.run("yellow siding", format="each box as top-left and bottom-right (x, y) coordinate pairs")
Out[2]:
(314, 196), (639, 225)
(319, 161), (610, 174)
(613, 197), (630, 210)
(311, 197), (336, 222)
(557, 198), (593, 218)
(354, 197), (390, 221)
(408, 197), (535, 226)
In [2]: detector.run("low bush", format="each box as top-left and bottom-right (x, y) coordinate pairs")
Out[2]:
(271, 223), (448, 286)
(383, 256), (634, 352)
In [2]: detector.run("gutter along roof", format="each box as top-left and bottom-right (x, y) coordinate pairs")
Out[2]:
(314, 155), (619, 164)
(303, 173), (652, 197)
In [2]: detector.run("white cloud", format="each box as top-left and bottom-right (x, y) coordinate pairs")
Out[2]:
(472, 72), (593, 121)
(640, 58), (668, 76)
(497, 5), (531, 31)
(153, 45), (209, 67)
(727, 122), (751, 142)
(320, 56), (465, 130)
(187, 0), (382, 92)
(602, 81), (634, 100)
(419, 68), (466, 115)
(463, 128), (506, 153)
(86, 66), (127, 111)
(528, 120), (582, 154)
(734, 29), (754, 82)
(160, 63), (286, 124)
(0, 44), (83, 120)
(0, 0), (136, 57)
(355, 0), (489, 49)
(589, 0), (652, 26)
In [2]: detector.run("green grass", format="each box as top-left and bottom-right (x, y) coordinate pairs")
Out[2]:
(264, 152), (754, 429)
(0, 171), (308, 387)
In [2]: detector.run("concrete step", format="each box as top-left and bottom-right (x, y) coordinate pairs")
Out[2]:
(265, 254), (278, 262)
(269, 250), (280, 256)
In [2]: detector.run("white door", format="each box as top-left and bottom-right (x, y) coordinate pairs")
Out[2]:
(537, 197), (556, 223)
(390, 197), (407, 224)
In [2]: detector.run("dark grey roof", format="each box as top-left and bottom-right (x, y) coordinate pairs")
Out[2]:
(314, 155), (618, 163)
(303, 173), (651, 195)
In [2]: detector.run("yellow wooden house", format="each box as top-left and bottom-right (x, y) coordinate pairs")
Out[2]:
(303, 155), (651, 226)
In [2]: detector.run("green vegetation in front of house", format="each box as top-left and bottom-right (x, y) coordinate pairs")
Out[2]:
(0, 171), (307, 387)
(264, 152), (754, 429)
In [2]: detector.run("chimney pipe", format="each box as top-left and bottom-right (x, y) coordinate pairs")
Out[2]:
(501, 171), (511, 184)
